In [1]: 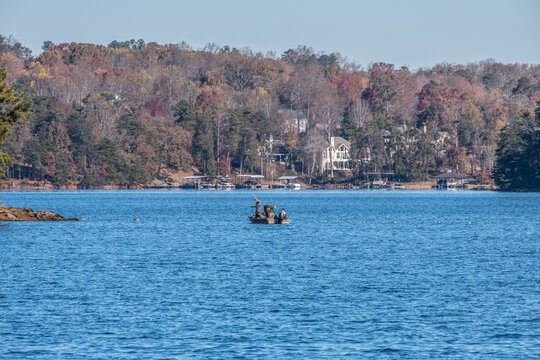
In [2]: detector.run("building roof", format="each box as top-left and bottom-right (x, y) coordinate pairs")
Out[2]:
(183, 175), (226, 179)
(183, 175), (208, 179)
(277, 176), (298, 180)
(332, 136), (351, 149)
(236, 174), (265, 178)
(434, 171), (469, 179)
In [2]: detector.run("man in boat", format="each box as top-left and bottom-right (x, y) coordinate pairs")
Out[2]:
(252, 198), (263, 218)
(278, 208), (288, 221)
(264, 204), (277, 219)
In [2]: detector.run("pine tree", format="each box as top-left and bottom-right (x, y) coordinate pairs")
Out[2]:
(0, 67), (32, 178)
(494, 103), (540, 191)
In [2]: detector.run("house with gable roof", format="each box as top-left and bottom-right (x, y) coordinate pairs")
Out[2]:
(321, 136), (351, 172)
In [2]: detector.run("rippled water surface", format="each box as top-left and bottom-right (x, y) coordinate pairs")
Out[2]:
(0, 190), (539, 359)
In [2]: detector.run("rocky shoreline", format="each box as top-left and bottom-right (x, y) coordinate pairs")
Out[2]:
(0, 204), (79, 221)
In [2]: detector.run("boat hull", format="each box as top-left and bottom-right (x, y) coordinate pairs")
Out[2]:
(249, 216), (290, 224)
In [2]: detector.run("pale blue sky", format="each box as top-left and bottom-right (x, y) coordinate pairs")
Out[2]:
(1, 0), (538, 69)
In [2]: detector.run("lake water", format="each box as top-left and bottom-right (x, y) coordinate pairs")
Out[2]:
(0, 190), (538, 359)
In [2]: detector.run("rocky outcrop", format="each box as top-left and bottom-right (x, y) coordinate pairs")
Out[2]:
(0, 205), (79, 221)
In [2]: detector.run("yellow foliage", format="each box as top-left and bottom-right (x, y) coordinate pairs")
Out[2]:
(286, 131), (298, 151)
(27, 61), (52, 80)
(137, 69), (152, 83)
(254, 87), (268, 97)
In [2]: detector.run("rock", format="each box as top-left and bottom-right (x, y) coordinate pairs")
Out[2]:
(6, 212), (18, 220)
(0, 204), (78, 221)
(36, 210), (66, 221)
(19, 208), (38, 218)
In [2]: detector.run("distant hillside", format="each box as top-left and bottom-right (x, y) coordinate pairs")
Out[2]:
(1, 36), (539, 187)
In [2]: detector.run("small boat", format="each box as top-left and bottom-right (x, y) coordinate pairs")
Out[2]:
(249, 215), (290, 224)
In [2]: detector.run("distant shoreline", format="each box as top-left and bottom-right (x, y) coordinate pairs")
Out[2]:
(0, 180), (498, 191)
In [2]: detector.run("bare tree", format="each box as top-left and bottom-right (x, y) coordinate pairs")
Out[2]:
(312, 86), (344, 178)
(284, 63), (327, 130)
(350, 99), (371, 128)
(213, 106), (228, 174)
(302, 129), (327, 176)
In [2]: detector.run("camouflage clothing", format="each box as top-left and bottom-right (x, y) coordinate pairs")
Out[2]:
(264, 204), (276, 218)
(253, 199), (262, 218)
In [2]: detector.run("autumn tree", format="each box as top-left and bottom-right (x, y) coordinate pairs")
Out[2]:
(2, 37), (540, 187)
(302, 129), (327, 176)
(155, 118), (193, 176)
(284, 63), (327, 129)
(222, 56), (258, 91)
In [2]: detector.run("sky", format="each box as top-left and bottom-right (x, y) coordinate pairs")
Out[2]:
(0, 0), (538, 69)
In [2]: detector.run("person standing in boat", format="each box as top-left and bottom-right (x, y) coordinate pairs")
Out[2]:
(252, 198), (262, 218)
(264, 204), (277, 218)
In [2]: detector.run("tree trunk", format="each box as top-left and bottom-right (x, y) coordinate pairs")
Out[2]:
(330, 147), (334, 179)
(227, 151), (231, 176)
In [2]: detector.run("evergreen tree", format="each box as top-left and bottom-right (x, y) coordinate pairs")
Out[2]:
(0, 68), (32, 179)
(339, 113), (357, 141)
(494, 103), (540, 191)
(173, 100), (196, 132)
(96, 138), (130, 185)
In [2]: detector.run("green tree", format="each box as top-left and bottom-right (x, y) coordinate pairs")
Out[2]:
(0, 35), (32, 59)
(363, 63), (397, 120)
(41, 41), (55, 51)
(512, 77), (534, 96)
(108, 39), (145, 50)
(493, 104), (540, 190)
(173, 100), (196, 132)
(96, 137), (130, 185)
(0, 68), (32, 178)
(481, 73), (499, 91)
(116, 108), (158, 183)
(192, 112), (215, 174)
(339, 113), (357, 141)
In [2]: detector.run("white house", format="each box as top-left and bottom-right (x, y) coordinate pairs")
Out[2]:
(322, 136), (351, 172)
(276, 109), (307, 133)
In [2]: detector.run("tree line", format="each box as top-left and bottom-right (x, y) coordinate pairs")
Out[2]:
(0, 36), (539, 189)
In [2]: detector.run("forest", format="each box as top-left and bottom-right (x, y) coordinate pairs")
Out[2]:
(0, 34), (539, 189)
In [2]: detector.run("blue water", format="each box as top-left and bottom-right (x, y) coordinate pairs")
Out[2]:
(0, 190), (538, 359)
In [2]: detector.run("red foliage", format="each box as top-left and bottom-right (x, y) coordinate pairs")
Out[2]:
(369, 62), (395, 78)
(332, 74), (364, 104)
(195, 88), (223, 112)
(140, 99), (166, 117)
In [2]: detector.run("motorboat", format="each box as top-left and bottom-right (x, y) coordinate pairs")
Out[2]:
(249, 215), (290, 224)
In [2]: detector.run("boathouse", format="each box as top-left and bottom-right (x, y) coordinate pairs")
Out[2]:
(434, 171), (469, 189)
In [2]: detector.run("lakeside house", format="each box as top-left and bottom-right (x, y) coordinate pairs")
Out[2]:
(264, 135), (288, 164)
(276, 109), (307, 133)
(322, 136), (351, 172)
